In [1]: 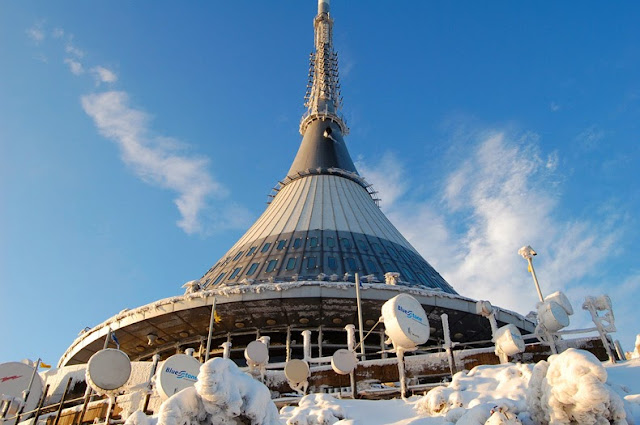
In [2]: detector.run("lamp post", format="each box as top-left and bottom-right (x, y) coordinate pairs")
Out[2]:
(518, 246), (544, 302)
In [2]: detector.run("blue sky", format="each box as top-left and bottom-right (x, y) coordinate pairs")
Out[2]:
(1, 1), (638, 365)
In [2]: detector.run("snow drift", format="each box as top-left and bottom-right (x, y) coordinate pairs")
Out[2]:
(126, 357), (279, 425)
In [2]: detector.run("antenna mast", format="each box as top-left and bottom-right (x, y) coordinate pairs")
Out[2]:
(301, 0), (348, 135)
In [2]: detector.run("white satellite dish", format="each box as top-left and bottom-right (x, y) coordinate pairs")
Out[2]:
(494, 324), (525, 356)
(538, 300), (570, 332)
(381, 294), (430, 349)
(87, 349), (132, 391)
(284, 359), (309, 384)
(244, 341), (269, 366)
(544, 291), (574, 315)
(0, 362), (43, 416)
(156, 354), (201, 400)
(331, 349), (357, 375)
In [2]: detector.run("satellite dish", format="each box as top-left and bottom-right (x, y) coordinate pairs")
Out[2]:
(244, 341), (269, 366)
(156, 354), (201, 400)
(331, 349), (357, 375)
(544, 291), (574, 315)
(538, 300), (570, 332)
(381, 294), (430, 349)
(87, 349), (131, 391)
(494, 325), (525, 356)
(284, 359), (309, 384)
(0, 362), (44, 417)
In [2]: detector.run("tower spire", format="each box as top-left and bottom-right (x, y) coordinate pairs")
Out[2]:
(301, 0), (348, 136)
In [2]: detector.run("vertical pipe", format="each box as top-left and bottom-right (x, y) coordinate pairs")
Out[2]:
(221, 342), (232, 359)
(527, 258), (544, 302)
(104, 396), (116, 425)
(103, 329), (111, 349)
(285, 327), (291, 362)
(76, 386), (93, 425)
(380, 330), (387, 359)
(204, 297), (217, 362)
(53, 377), (73, 425)
(317, 326), (323, 358)
(141, 354), (160, 415)
(397, 348), (407, 399)
(302, 330), (312, 361)
(354, 273), (366, 360)
(441, 314), (457, 375)
(345, 325), (356, 351)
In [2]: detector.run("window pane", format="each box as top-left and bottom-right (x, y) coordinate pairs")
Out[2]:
(261, 242), (271, 253)
(293, 238), (302, 248)
(347, 258), (357, 271)
(341, 238), (351, 249)
(246, 247), (257, 256)
(246, 263), (259, 276)
(366, 260), (377, 273)
(277, 239), (287, 250)
(233, 251), (244, 261)
(328, 257), (337, 270)
(266, 259), (278, 272)
(310, 237), (318, 247)
(286, 257), (296, 270)
(229, 267), (242, 279)
(307, 256), (317, 269)
(327, 237), (335, 248)
(358, 240), (368, 251)
(213, 272), (226, 285)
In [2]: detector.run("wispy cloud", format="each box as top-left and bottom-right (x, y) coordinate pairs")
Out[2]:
(64, 58), (84, 75)
(91, 66), (118, 84)
(359, 128), (626, 322)
(81, 91), (236, 234)
(576, 125), (605, 151)
(27, 22), (249, 234)
(550, 101), (560, 112)
(26, 22), (45, 43)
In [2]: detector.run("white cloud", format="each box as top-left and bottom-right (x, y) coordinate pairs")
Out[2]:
(91, 66), (118, 84)
(65, 42), (84, 58)
(359, 128), (624, 320)
(550, 101), (560, 112)
(52, 28), (65, 39)
(576, 125), (605, 151)
(81, 91), (241, 234)
(27, 22), (45, 43)
(64, 58), (84, 75)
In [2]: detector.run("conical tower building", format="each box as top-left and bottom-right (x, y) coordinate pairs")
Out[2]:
(59, 0), (533, 370)
(201, 0), (454, 293)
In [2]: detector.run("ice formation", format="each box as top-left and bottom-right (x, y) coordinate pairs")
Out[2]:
(128, 357), (279, 425)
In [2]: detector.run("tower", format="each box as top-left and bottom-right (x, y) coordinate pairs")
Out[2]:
(200, 0), (455, 293)
(59, 0), (534, 368)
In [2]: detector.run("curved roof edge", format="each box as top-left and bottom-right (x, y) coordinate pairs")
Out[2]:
(59, 281), (534, 367)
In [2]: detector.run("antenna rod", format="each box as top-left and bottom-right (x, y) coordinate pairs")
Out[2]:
(318, 0), (330, 14)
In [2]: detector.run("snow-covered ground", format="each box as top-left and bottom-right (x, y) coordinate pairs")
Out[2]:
(125, 349), (640, 425)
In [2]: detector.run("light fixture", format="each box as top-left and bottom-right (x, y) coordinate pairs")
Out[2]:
(147, 333), (158, 346)
(266, 319), (277, 326)
(235, 322), (245, 328)
(179, 331), (189, 338)
(299, 318), (310, 325)
(332, 318), (343, 325)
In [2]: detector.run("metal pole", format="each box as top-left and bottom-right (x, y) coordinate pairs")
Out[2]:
(441, 314), (457, 375)
(354, 273), (366, 360)
(53, 377), (73, 425)
(75, 386), (92, 425)
(285, 327), (291, 362)
(104, 396), (116, 425)
(141, 354), (160, 414)
(397, 348), (407, 399)
(526, 258), (544, 302)
(103, 329), (111, 349)
(204, 297), (217, 362)
(33, 384), (50, 425)
(15, 358), (40, 422)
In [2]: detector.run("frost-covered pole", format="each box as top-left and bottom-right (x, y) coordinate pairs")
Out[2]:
(355, 273), (366, 360)
(205, 297), (217, 362)
(221, 342), (232, 359)
(302, 330), (312, 361)
(397, 347), (407, 399)
(518, 246), (544, 302)
(286, 327), (291, 362)
(141, 354), (160, 414)
(345, 324), (358, 398)
(441, 315), (457, 374)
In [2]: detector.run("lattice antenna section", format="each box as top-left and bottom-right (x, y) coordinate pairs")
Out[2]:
(300, 0), (349, 135)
